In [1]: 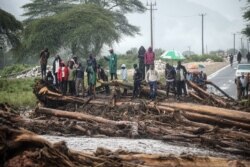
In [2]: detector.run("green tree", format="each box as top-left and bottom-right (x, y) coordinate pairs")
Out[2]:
(21, 0), (146, 61)
(22, 4), (120, 59)
(0, 9), (23, 68)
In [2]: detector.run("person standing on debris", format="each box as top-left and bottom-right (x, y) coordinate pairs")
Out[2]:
(86, 54), (97, 86)
(165, 63), (176, 97)
(237, 51), (242, 64)
(105, 49), (117, 80)
(236, 76), (243, 100)
(176, 61), (187, 100)
(45, 71), (54, 85)
(138, 46), (146, 79)
(133, 64), (142, 98)
(97, 64), (110, 95)
(229, 54), (234, 67)
(40, 48), (50, 79)
(58, 62), (69, 95)
(240, 73), (248, 98)
(68, 61), (76, 96)
(146, 64), (159, 100)
(144, 47), (155, 72)
(120, 64), (128, 95)
(75, 63), (84, 97)
(52, 55), (61, 87)
(86, 61), (96, 97)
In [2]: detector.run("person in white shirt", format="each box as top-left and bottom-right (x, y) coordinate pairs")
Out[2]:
(146, 64), (159, 100)
(120, 64), (128, 95)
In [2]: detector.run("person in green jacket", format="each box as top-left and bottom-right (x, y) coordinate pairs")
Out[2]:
(104, 49), (117, 80)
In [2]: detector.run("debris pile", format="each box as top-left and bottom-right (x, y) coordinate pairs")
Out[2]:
(1, 110), (250, 167)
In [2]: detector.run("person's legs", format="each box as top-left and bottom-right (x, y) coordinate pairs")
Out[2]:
(111, 73), (114, 81)
(152, 81), (157, 99)
(75, 78), (79, 96)
(166, 81), (170, 97)
(149, 81), (153, 99)
(182, 81), (187, 96)
(176, 81), (181, 99)
(114, 73), (118, 80)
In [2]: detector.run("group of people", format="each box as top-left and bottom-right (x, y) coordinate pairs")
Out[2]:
(39, 46), (202, 100)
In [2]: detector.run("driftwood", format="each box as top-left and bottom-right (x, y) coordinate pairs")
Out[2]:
(2, 123), (250, 167)
(36, 107), (139, 137)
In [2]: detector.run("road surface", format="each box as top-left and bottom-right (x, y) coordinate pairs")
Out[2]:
(208, 60), (248, 99)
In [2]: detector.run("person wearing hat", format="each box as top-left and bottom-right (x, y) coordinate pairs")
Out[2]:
(104, 49), (117, 80)
(120, 64), (128, 95)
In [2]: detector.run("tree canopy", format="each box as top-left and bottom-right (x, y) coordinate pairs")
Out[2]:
(22, 4), (120, 58)
(21, 0), (146, 60)
(0, 9), (23, 48)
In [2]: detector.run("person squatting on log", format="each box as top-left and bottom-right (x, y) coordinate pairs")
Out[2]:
(40, 48), (50, 79)
(52, 55), (61, 87)
(105, 49), (117, 80)
(121, 64), (128, 95)
(146, 64), (159, 100)
(58, 61), (69, 95)
(176, 61), (187, 100)
(97, 64), (110, 95)
(133, 64), (142, 98)
(75, 63), (84, 97)
(138, 46), (146, 79)
(45, 71), (54, 85)
(144, 47), (155, 71)
(86, 60), (96, 97)
(165, 63), (176, 97)
(68, 61), (76, 96)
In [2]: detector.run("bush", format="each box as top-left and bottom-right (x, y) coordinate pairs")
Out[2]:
(0, 64), (31, 77)
(185, 54), (223, 62)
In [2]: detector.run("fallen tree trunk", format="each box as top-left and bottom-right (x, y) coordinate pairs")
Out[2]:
(205, 80), (236, 101)
(36, 107), (139, 137)
(187, 80), (227, 107)
(158, 102), (250, 124)
(182, 111), (250, 130)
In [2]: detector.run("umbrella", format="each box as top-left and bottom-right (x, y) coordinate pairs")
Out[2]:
(187, 63), (206, 73)
(160, 50), (185, 61)
(188, 63), (205, 69)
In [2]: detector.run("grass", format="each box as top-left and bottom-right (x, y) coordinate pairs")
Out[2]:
(0, 78), (36, 108)
(0, 64), (31, 77)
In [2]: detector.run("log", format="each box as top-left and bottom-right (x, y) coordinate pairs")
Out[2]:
(187, 80), (227, 107)
(189, 92), (203, 101)
(182, 111), (250, 130)
(205, 80), (236, 101)
(158, 102), (250, 124)
(35, 107), (139, 137)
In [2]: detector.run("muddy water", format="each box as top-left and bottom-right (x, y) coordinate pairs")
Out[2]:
(43, 135), (228, 157)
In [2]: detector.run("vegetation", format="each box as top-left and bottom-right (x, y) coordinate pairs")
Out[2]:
(20, 0), (145, 60)
(184, 54), (224, 62)
(0, 64), (31, 77)
(0, 78), (36, 107)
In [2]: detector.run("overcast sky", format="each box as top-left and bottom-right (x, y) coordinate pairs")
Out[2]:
(0, 0), (248, 54)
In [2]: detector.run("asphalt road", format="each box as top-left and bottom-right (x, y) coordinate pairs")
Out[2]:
(208, 61), (238, 99)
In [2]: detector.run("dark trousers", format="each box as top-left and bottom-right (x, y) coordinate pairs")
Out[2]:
(149, 81), (157, 100)
(139, 60), (145, 80)
(60, 78), (68, 95)
(110, 73), (117, 80)
(166, 81), (176, 96)
(41, 64), (47, 79)
(145, 64), (150, 72)
(68, 80), (75, 96)
(54, 73), (58, 87)
(176, 80), (187, 97)
(133, 80), (141, 97)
